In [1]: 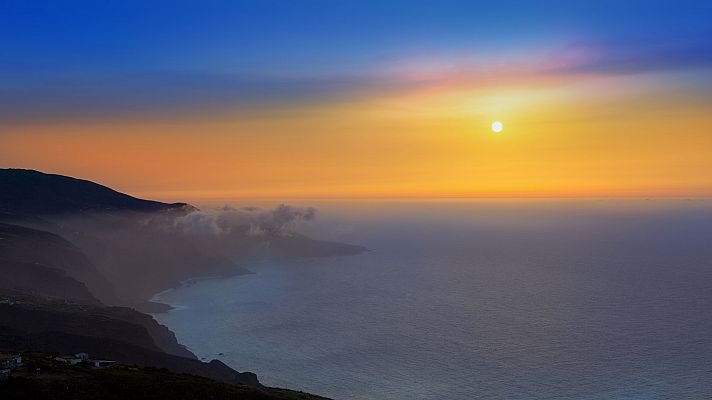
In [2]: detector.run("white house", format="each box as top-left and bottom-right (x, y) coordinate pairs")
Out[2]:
(93, 360), (117, 368)
(0, 354), (22, 369)
(55, 356), (83, 365)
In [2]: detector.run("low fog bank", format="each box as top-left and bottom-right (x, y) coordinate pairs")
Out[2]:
(4, 203), (365, 306)
(173, 204), (316, 237)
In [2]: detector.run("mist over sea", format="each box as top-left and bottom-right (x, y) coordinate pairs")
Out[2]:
(154, 199), (712, 399)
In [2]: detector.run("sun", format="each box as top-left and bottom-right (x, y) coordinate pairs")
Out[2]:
(491, 121), (503, 133)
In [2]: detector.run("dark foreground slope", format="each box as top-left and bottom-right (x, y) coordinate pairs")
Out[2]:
(0, 353), (326, 400)
(0, 300), (194, 358)
(0, 300), (257, 385)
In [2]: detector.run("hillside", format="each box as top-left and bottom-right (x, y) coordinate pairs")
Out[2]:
(0, 223), (116, 304)
(0, 297), (257, 385)
(0, 168), (367, 397)
(0, 353), (325, 400)
(0, 169), (190, 216)
(0, 262), (98, 305)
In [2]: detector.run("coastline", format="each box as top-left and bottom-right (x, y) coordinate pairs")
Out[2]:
(145, 249), (368, 314)
(148, 269), (254, 314)
(141, 232), (370, 313)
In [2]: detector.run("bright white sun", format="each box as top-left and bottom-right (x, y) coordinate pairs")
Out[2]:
(491, 121), (503, 133)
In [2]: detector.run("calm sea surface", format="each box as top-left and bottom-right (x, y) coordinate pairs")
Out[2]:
(154, 200), (712, 399)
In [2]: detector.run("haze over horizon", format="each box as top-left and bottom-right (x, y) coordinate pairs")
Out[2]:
(2, 1), (712, 199)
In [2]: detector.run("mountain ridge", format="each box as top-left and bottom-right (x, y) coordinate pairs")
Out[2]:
(0, 169), (192, 216)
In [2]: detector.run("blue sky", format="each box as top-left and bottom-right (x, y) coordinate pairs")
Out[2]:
(2, 1), (712, 198)
(1, 0), (712, 123)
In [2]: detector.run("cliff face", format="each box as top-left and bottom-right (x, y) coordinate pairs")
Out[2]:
(0, 222), (196, 358)
(0, 223), (116, 304)
(97, 306), (197, 359)
(0, 261), (99, 304)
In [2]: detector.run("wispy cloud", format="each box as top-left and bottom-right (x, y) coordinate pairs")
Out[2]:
(1, 39), (711, 125)
(544, 39), (712, 75)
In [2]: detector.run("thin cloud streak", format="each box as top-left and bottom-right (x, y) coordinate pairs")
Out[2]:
(1, 39), (711, 125)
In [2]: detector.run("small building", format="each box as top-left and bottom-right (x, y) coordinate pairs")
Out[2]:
(75, 352), (89, 361)
(0, 369), (11, 380)
(0, 353), (22, 369)
(55, 356), (83, 365)
(93, 360), (117, 368)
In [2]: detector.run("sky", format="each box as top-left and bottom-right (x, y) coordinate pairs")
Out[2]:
(2, 0), (712, 200)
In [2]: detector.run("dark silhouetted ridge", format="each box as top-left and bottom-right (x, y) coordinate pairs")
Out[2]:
(0, 169), (191, 215)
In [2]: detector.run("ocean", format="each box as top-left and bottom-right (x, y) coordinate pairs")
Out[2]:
(153, 199), (712, 399)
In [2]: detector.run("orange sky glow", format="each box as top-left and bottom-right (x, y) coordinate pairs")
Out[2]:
(3, 59), (712, 202)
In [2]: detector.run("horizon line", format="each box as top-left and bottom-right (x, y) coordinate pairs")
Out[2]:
(139, 193), (712, 204)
